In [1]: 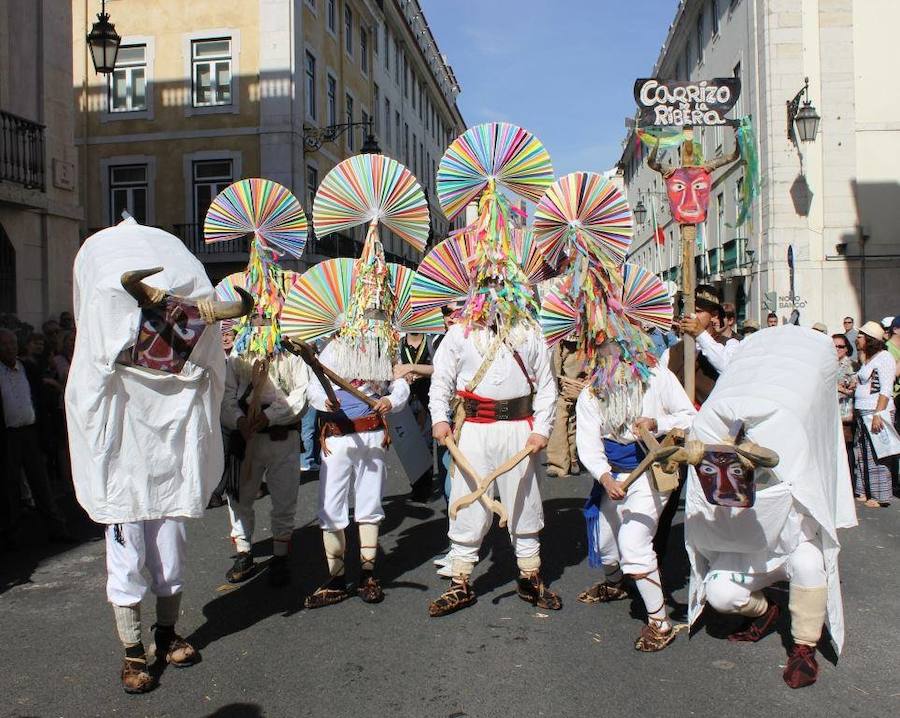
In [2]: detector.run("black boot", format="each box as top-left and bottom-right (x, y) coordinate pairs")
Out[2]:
(225, 552), (255, 583)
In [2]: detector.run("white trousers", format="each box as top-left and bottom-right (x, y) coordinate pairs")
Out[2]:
(227, 432), (301, 554)
(317, 430), (386, 531)
(105, 518), (186, 606)
(704, 537), (826, 614)
(597, 473), (669, 576)
(448, 421), (544, 562)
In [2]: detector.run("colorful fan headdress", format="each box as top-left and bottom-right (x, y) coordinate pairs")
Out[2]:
(309, 153), (429, 381)
(205, 178), (308, 355)
(428, 122), (554, 340)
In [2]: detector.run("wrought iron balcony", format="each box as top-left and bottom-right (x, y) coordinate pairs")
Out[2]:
(173, 223), (246, 256)
(0, 110), (45, 190)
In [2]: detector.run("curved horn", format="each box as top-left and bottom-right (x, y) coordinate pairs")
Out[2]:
(647, 144), (664, 174)
(734, 441), (779, 468)
(199, 287), (255, 324)
(121, 267), (166, 307)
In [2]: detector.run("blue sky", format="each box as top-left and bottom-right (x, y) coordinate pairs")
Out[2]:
(420, 0), (680, 176)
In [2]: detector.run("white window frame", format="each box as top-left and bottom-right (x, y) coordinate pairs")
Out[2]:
(100, 155), (156, 226)
(305, 161), (319, 216)
(304, 48), (318, 122)
(344, 5), (353, 58)
(181, 150), (242, 224)
(326, 0), (337, 36)
(345, 90), (356, 151)
(326, 71), (338, 126)
(360, 26), (369, 76)
(183, 29), (241, 117)
(102, 36), (154, 122)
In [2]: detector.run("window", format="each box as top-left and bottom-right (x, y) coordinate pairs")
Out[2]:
(711, 0), (720, 35)
(327, 74), (337, 125)
(373, 23), (379, 56)
(684, 37), (692, 72)
(419, 142), (424, 180)
(344, 6), (353, 55)
(305, 51), (317, 120)
(305, 0), (316, 8)
(696, 11), (704, 64)
(360, 28), (368, 74)
(373, 84), (380, 133)
(327, 0), (336, 33)
(733, 61), (743, 118)
(395, 110), (400, 151)
(412, 133), (417, 173)
(361, 110), (370, 144)
(716, 192), (725, 248)
(384, 25), (389, 69)
(306, 164), (318, 212)
(403, 54), (409, 97)
(419, 86), (424, 120)
(193, 159), (233, 225)
(404, 122), (409, 165)
(345, 94), (354, 150)
(109, 44), (147, 112)
(109, 164), (148, 225)
(394, 40), (400, 84)
(385, 97), (391, 145)
(192, 38), (232, 106)
(411, 76), (416, 110)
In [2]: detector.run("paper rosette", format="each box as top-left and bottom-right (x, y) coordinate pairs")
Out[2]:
(389, 264), (445, 334)
(204, 178), (308, 258)
(281, 259), (356, 342)
(313, 154), (429, 252)
(215, 270), (299, 303)
(512, 228), (557, 284)
(621, 263), (673, 331)
(409, 233), (477, 312)
(539, 285), (577, 346)
(436, 122), (554, 220)
(533, 172), (633, 270)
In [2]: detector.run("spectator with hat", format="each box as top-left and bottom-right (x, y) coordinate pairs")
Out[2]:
(678, 284), (741, 374)
(742, 318), (760, 335)
(812, 322), (828, 334)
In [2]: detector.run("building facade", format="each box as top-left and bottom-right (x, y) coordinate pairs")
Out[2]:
(621, 0), (900, 330)
(0, 0), (83, 324)
(73, 0), (464, 283)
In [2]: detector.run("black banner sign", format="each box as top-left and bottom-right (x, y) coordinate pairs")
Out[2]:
(634, 78), (741, 127)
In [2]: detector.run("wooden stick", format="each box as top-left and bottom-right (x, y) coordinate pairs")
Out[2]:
(619, 445), (682, 492)
(285, 338), (376, 409)
(442, 435), (509, 526)
(239, 359), (269, 485)
(448, 439), (534, 519)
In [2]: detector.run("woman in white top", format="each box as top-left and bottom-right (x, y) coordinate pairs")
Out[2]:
(851, 321), (896, 507)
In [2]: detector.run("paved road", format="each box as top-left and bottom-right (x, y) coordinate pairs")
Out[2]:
(1, 456), (898, 718)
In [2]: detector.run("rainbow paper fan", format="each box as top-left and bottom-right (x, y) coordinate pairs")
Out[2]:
(409, 233), (477, 312)
(204, 178), (308, 258)
(512, 228), (557, 284)
(389, 264), (445, 334)
(436, 122), (554, 220)
(215, 270), (300, 304)
(281, 258), (356, 342)
(539, 285), (578, 346)
(313, 154), (429, 252)
(621, 263), (673, 331)
(533, 172), (633, 270)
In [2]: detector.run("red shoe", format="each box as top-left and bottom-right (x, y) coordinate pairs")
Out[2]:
(728, 601), (780, 642)
(783, 644), (818, 688)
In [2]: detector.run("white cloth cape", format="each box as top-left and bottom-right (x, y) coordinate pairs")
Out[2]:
(685, 325), (857, 652)
(65, 219), (225, 524)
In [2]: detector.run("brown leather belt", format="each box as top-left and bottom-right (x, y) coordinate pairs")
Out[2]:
(462, 394), (534, 421)
(318, 413), (390, 456)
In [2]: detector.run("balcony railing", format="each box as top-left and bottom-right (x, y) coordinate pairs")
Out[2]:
(173, 223), (246, 256)
(0, 110), (45, 190)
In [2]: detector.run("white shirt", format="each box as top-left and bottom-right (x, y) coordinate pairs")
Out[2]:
(0, 360), (36, 428)
(428, 324), (557, 437)
(854, 349), (895, 411)
(575, 366), (696, 479)
(221, 352), (311, 430)
(695, 331), (741, 374)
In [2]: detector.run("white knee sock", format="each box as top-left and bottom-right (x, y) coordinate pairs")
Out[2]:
(156, 593), (181, 628)
(113, 603), (142, 646)
(516, 554), (541, 574)
(358, 523), (379, 572)
(738, 590), (768, 618)
(634, 570), (668, 624)
(789, 585), (827, 646)
(323, 529), (346, 577)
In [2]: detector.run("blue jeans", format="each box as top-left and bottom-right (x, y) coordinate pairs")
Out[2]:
(299, 409), (319, 470)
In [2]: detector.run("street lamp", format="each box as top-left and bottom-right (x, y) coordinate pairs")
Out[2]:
(86, 0), (121, 75)
(633, 198), (647, 225)
(304, 118), (382, 154)
(786, 77), (821, 142)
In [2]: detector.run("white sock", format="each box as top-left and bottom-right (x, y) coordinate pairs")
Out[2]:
(635, 570), (668, 626)
(113, 603), (142, 646)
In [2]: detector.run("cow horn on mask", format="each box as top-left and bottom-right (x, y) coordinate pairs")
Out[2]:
(121, 267), (255, 324)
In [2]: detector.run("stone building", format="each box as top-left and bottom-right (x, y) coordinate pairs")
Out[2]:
(72, 0), (464, 283)
(621, 0), (900, 329)
(0, 0), (82, 324)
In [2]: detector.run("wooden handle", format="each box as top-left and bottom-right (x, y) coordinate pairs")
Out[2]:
(448, 439), (533, 518)
(619, 445), (681, 492)
(285, 338), (376, 410)
(443, 436), (509, 526)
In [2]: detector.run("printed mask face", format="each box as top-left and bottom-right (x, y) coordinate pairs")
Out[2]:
(132, 297), (207, 373)
(666, 167), (712, 224)
(696, 445), (756, 508)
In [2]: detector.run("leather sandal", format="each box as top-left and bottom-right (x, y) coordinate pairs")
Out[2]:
(428, 578), (477, 617)
(783, 644), (818, 688)
(358, 572), (384, 604)
(577, 581), (628, 604)
(516, 572), (562, 610)
(634, 620), (677, 652)
(728, 601), (780, 642)
(154, 626), (200, 667)
(121, 652), (156, 694)
(304, 576), (351, 609)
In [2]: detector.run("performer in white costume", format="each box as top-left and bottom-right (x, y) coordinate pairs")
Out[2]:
(685, 325), (857, 688)
(66, 219), (251, 693)
(576, 343), (695, 651)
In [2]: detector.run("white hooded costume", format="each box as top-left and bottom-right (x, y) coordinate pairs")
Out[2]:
(686, 326), (857, 652)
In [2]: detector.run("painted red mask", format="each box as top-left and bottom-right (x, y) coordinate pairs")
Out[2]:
(666, 167), (712, 224)
(132, 297), (207, 374)
(696, 445), (756, 508)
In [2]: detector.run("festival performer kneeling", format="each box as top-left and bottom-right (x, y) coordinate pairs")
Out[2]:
(66, 219), (252, 693)
(684, 325), (857, 688)
(424, 122), (560, 616)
